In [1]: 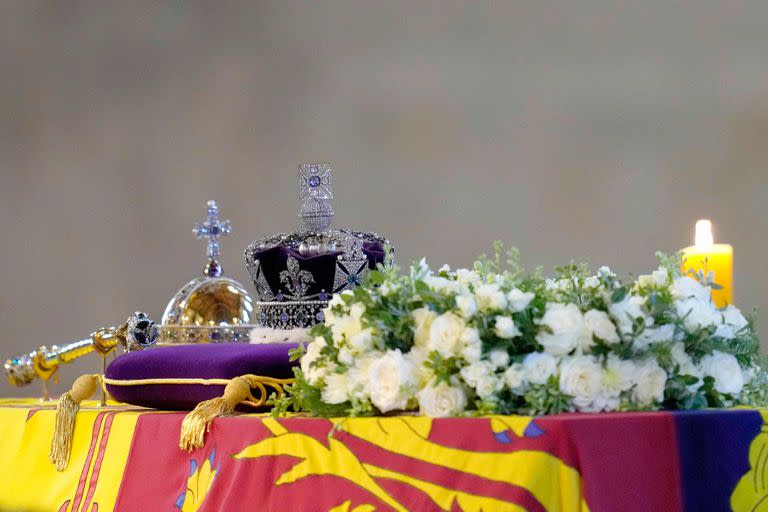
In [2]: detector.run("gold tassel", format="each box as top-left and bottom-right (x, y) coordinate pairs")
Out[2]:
(49, 374), (101, 471)
(179, 376), (252, 451)
(179, 374), (293, 451)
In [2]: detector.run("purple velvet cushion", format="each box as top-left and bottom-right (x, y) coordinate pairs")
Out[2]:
(105, 343), (298, 410)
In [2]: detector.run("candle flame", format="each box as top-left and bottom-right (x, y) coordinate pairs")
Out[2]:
(695, 219), (714, 248)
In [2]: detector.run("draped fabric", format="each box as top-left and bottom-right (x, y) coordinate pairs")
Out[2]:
(0, 398), (765, 511)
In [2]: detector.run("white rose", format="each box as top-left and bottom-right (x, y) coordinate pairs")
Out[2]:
(701, 351), (744, 395)
(722, 305), (749, 329)
(583, 309), (620, 345)
(670, 343), (702, 391)
(522, 352), (557, 385)
(503, 363), (527, 393)
(412, 307), (437, 348)
(559, 355), (603, 411)
(379, 281), (400, 297)
(672, 276), (711, 302)
(633, 324), (676, 351)
(632, 359), (667, 405)
(609, 295), (652, 336)
(338, 346), (354, 366)
(321, 372), (350, 404)
(460, 328), (482, 362)
(537, 303), (587, 356)
(427, 312), (466, 357)
(456, 268), (481, 285)
(330, 302), (366, 344)
(489, 349), (510, 369)
(438, 264), (451, 274)
(455, 294), (478, 318)
(301, 337), (328, 385)
(598, 266), (615, 278)
(323, 292), (349, 326)
(349, 328), (376, 354)
(460, 361), (494, 387)
(584, 276), (600, 289)
(716, 305), (749, 339)
(347, 353), (378, 399)
(507, 288), (535, 312)
(602, 356), (635, 396)
(368, 350), (416, 413)
(494, 316), (521, 339)
(475, 284), (508, 311)
(424, 276), (464, 295)
(475, 374), (504, 399)
(676, 297), (719, 331)
(417, 382), (467, 417)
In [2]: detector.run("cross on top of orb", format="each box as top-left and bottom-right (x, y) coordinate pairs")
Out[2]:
(193, 200), (232, 277)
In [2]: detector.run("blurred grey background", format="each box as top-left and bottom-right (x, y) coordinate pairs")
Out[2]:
(1, 1), (767, 397)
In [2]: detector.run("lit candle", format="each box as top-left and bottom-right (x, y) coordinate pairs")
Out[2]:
(681, 219), (733, 308)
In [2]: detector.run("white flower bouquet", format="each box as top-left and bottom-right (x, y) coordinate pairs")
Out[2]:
(271, 243), (766, 417)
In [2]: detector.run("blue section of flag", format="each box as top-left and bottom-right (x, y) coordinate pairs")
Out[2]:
(675, 409), (762, 511)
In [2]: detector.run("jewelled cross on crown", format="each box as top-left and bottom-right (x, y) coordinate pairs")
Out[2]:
(193, 200), (232, 277)
(298, 163), (335, 232)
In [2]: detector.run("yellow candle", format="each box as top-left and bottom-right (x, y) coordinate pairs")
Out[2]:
(681, 219), (733, 308)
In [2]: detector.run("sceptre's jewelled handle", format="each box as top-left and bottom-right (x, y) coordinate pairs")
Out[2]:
(3, 312), (157, 388)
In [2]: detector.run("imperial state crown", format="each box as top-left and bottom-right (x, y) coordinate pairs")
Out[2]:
(244, 163), (392, 330)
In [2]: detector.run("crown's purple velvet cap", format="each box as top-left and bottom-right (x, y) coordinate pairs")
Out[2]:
(250, 241), (385, 299)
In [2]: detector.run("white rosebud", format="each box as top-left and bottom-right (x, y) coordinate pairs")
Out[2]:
(475, 283), (508, 311)
(559, 355), (603, 411)
(583, 309), (620, 346)
(609, 295), (652, 336)
(537, 303), (587, 356)
(417, 382), (467, 417)
(460, 328), (482, 362)
(701, 351), (744, 395)
(652, 267), (670, 287)
(455, 294), (478, 318)
(368, 350), (416, 413)
(636, 274), (656, 289)
(503, 363), (527, 392)
(507, 288), (535, 312)
(411, 307), (437, 348)
(438, 264), (451, 274)
(489, 349), (510, 369)
(671, 276), (711, 302)
(494, 316), (521, 339)
(522, 352), (557, 385)
(321, 373), (350, 404)
(632, 359), (667, 405)
(427, 312), (467, 358)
